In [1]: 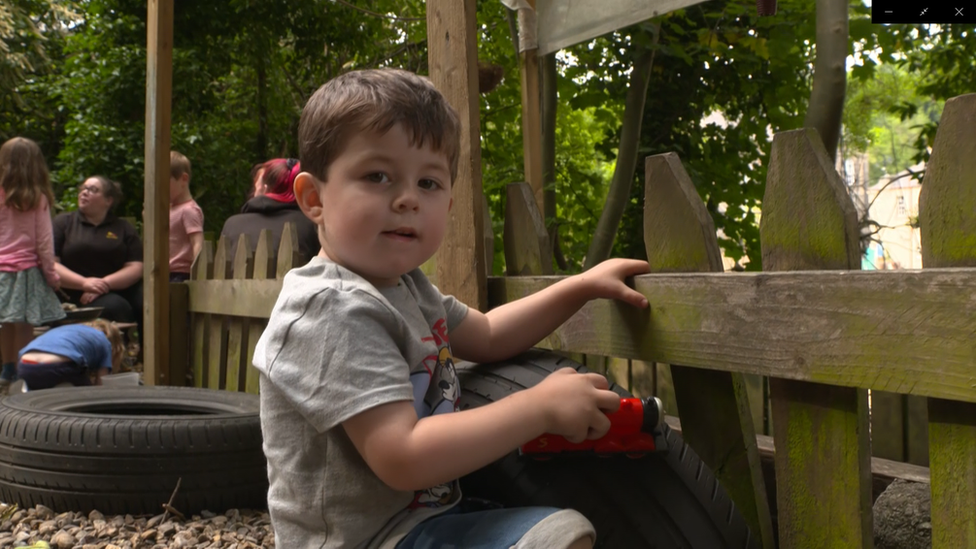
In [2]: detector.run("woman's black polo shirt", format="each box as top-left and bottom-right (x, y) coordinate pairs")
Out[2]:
(53, 211), (143, 279)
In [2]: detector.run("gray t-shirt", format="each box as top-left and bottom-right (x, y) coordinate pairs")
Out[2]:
(253, 256), (470, 548)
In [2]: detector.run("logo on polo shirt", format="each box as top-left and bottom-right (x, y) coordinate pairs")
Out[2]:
(106, 231), (118, 240)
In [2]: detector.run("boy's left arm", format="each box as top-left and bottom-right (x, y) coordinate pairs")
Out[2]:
(189, 232), (204, 260)
(450, 258), (650, 363)
(186, 205), (205, 260)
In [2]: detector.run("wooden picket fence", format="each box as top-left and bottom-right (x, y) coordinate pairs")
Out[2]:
(169, 93), (976, 548)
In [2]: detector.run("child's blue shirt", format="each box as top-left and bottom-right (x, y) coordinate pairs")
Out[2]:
(19, 324), (112, 371)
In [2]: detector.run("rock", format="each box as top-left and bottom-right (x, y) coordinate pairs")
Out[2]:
(38, 519), (58, 536)
(146, 513), (165, 528)
(34, 504), (55, 520)
(51, 530), (75, 549)
(874, 479), (932, 549)
(0, 506), (275, 548)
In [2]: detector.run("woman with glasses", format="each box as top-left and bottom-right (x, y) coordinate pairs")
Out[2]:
(52, 176), (143, 337)
(219, 158), (320, 269)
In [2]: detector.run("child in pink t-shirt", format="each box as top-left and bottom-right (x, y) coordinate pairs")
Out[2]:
(0, 137), (65, 389)
(168, 151), (204, 282)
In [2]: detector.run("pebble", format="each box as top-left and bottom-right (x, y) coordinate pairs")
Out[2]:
(0, 503), (275, 548)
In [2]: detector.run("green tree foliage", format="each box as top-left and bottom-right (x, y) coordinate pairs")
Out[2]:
(603, 1), (819, 269)
(3, 0), (971, 274)
(34, 0), (427, 224)
(852, 21), (974, 170)
(843, 64), (939, 182)
(0, 0), (77, 157)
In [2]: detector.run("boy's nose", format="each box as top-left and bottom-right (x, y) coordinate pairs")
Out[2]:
(393, 187), (420, 211)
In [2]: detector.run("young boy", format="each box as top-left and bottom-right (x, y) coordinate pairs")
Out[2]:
(253, 69), (651, 549)
(168, 151), (204, 282)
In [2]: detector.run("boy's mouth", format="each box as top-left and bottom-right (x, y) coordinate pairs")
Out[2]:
(383, 228), (418, 241)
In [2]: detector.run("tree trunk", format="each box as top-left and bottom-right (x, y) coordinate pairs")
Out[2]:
(803, 0), (848, 162)
(541, 52), (567, 270)
(583, 40), (657, 270)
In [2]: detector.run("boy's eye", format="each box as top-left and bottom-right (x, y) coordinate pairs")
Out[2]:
(418, 179), (440, 190)
(365, 172), (390, 184)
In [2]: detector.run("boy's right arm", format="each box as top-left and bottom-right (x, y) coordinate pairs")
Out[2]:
(342, 367), (620, 492)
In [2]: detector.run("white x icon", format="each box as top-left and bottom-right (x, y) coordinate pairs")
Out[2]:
(956, 7), (964, 15)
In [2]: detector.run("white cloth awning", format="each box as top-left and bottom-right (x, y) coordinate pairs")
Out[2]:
(536, 0), (709, 54)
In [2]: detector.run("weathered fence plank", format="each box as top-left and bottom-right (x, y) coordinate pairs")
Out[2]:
(643, 152), (773, 548)
(224, 235), (253, 393)
(919, 93), (976, 549)
(760, 128), (871, 548)
(487, 268), (976, 402)
(504, 182), (553, 276)
(206, 236), (231, 390)
(244, 230), (275, 394)
(276, 222), (300, 279)
(190, 240), (212, 388)
(168, 282), (188, 387)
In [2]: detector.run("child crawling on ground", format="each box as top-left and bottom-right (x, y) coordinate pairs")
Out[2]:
(17, 318), (124, 390)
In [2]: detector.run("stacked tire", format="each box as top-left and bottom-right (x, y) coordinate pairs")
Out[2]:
(458, 350), (759, 549)
(0, 386), (267, 515)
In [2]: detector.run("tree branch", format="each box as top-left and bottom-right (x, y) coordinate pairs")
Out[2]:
(330, 0), (424, 22)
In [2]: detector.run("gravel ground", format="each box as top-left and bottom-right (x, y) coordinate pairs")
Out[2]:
(0, 503), (275, 549)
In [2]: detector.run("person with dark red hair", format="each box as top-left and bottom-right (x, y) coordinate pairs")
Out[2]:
(220, 158), (320, 268)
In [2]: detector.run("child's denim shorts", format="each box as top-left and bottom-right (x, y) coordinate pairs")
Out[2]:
(396, 505), (591, 549)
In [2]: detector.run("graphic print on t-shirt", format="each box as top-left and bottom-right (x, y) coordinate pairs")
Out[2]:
(408, 317), (461, 509)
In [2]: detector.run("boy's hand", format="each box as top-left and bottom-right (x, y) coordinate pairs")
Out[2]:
(531, 368), (621, 443)
(574, 258), (650, 309)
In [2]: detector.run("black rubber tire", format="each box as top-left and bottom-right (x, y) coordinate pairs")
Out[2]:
(0, 386), (267, 515)
(457, 350), (758, 549)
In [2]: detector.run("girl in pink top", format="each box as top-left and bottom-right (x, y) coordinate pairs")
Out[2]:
(0, 137), (65, 388)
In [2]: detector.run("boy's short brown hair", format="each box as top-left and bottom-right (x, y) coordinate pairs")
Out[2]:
(170, 150), (192, 180)
(298, 69), (461, 185)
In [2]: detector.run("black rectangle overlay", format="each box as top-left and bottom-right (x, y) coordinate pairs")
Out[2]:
(872, 1), (975, 23)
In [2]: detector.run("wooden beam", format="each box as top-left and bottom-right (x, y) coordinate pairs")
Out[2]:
(919, 93), (976, 549)
(143, 0), (173, 386)
(516, 0), (544, 215)
(487, 268), (976, 403)
(426, 0), (487, 311)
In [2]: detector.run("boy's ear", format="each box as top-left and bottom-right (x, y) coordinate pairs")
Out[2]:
(294, 172), (323, 221)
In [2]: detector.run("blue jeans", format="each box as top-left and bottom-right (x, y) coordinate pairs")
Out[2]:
(396, 506), (561, 549)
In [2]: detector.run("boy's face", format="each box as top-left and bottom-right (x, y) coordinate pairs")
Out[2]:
(295, 123), (453, 287)
(169, 173), (188, 202)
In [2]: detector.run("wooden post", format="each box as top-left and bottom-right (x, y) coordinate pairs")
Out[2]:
(504, 182), (553, 276)
(276, 223), (299, 279)
(760, 128), (872, 548)
(224, 235), (253, 392)
(276, 222), (301, 279)
(426, 0), (487, 311)
(515, 0), (544, 216)
(207, 236), (231, 389)
(244, 229), (275, 394)
(143, 0), (173, 386)
(482, 193), (494, 276)
(643, 153), (774, 548)
(918, 93), (976, 549)
(189, 240), (213, 387)
(167, 282), (188, 386)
